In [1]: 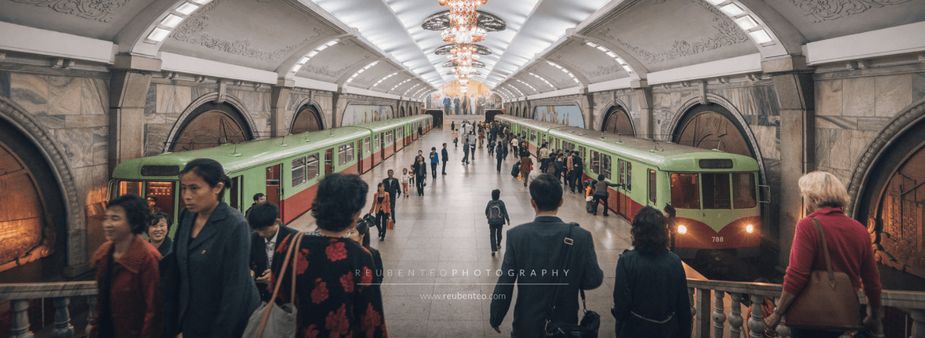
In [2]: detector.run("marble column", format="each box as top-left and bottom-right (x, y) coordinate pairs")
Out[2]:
(769, 66), (815, 264)
(108, 69), (153, 174)
(631, 83), (653, 139)
(270, 85), (292, 137)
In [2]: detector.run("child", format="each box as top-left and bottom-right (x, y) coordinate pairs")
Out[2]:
(453, 130), (459, 148)
(585, 180), (595, 213)
(400, 168), (411, 199)
(484, 189), (510, 257)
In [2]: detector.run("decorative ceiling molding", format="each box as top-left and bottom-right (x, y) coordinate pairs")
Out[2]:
(11, 0), (129, 23)
(790, 0), (913, 22)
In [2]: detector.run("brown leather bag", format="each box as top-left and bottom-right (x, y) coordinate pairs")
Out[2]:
(784, 218), (862, 331)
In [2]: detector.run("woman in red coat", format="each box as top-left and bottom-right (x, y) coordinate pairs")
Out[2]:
(90, 194), (163, 338)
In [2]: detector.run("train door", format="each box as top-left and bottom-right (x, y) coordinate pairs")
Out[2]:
(357, 139), (365, 173)
(229, 176), (242, 210)
(393, 129), (399, 153)
(324, 148), (334, 176)
(381, 133), (386, 160)
(616, 159), (626, 217)
(265, 164), (284, 219)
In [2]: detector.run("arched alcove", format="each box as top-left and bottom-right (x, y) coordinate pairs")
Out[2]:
(671, 103), (755, 157)
(290, 104), (325, 134)
(601, 105), (636, 136)
(169, 101), (254, 152)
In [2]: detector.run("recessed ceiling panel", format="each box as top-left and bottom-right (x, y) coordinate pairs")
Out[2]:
(299, 39), (377, 83)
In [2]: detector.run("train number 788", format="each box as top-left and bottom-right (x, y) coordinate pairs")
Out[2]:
(712, 236), (725, 243)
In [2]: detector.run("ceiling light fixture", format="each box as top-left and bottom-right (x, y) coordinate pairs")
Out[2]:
(346, 60), (380, 84)
(145, 0), (213, 42)
(704, 1), (776, 46)
(545, 61), (581, 85)
(582, 42), (635, 74)
(290, 39), (340, 74)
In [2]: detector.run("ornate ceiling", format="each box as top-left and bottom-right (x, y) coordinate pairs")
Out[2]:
(0, 0), (923, 100)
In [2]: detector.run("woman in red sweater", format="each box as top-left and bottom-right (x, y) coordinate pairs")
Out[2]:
(765, 171), (882, 337)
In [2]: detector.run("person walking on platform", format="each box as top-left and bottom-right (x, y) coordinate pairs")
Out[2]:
(485, 189), (510, 257)
(571, 151), (584, 193)
(368, 183), (392, 241)
(592, 174), (621, 216)
(271, 174), (387, 338)
(519, 153), (533, 187)
(495, 141), (505, 172)
(382, 169), (401, 222)
(429, 147), (439, 180)
(462, 136), (471, 165)
(451, 121), (456, 131)
(171, 159), (259, 338)
(453, 129), (459, 148)
(401, 168), (411, 199)
(441, 143), (449, 175)
(612, 206), (692, 338)
(90, 194), (163, 338)
(469, 131), (477, 161)
(246, 202), (295, 302)
(413, 156), (427, 196)
(764, 171), (883, 338)
(510, 136), (519, 158)
(490, 175), (604, 337)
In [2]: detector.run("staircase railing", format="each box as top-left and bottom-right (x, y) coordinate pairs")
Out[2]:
(687, 278), (925, 338)
(0, 281), (96, 338)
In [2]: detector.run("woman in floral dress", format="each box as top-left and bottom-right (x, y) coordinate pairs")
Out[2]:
(271, 173), (387, 338)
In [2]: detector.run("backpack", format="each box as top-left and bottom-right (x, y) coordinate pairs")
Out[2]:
(488, 201), (504, 224)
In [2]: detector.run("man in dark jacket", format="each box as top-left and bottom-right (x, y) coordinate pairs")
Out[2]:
(490, 174), (604, 337)
(247, 202), (296, 302)
(382, 169), (401, 222)
(441, 143), (449, 175)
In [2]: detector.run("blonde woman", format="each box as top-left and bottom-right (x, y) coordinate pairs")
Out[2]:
(765, 171), (882, 338)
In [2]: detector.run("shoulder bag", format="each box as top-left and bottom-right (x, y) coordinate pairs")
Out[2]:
(784, 218), (862, 331)
(242, 232), (304, 338)
(544, 224), (600, 338)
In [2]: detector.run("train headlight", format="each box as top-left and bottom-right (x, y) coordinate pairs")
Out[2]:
(677, 224), (688, 235)
(745, 224), (754, 234)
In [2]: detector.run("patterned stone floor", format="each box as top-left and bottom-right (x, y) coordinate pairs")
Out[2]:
(290, 118), (632, 337)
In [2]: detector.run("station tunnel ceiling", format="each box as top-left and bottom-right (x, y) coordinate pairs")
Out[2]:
(2, 0), (923, 99)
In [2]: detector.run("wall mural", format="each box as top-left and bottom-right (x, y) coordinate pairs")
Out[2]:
(790, 0), (913, 22)
(533, 104), (585, 128)
(341, 104), (394, 126)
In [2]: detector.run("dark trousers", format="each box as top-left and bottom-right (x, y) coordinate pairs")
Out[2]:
(591, 193), (609, 215)
(389, 198), (396, 222)
(572, 170), (583, 192)
(416, 175), (425, 195)
(375, 211), (389, 239)
(431, 163), (437, 178)
(496, 156), (503, 172)
(462, 149), (470, 164)
(489, 224), (503, 252)
(790, 328), (844, 338)
(442, 161), (447, 174)
(567, 171), (575, 192)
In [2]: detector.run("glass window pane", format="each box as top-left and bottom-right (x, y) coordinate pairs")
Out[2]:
(670, 173), (700, 209)
(733, 173), (757, 209)
(702, 173), (731, 209)
(625, 162), (632, 191)
(118, 181), (143, 196)
(591, 151), (600, 173)
(306, 154), (319, 180)
(291, 157), (306, 187)
(648, 170), (656, 203)
(601, 155), (611, 180)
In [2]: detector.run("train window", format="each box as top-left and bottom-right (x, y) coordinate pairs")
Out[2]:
(338, 144), (355, 165)
(590, 151), (600, 174)
(346, 144), (354, 162)
(670, 173), (700, 209)
(601, 154), (612, 180)
(306, 154), (319, 180)
(141, 165), (180, 176)
(373, 135), (379, 149)
(145, 181), (176, 221)
(617, 160), (624, 186)
(625, 162), (632, 191)
(291, 157), (306, 187)
(699, 159), (734, 169)
(117, 180), (143, 196)
(648, 169), (656, 203)
(701, 173), (731, 209)
(733, 173), (757, 209)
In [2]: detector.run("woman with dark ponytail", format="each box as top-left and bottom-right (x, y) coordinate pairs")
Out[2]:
(168, 158), (259, 338)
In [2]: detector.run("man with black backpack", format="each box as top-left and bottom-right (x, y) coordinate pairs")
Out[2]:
(485, 189), (510, 257)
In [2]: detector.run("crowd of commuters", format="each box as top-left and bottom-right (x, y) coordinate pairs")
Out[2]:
(89, 119), (881, 338)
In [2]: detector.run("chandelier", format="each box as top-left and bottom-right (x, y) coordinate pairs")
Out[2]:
(423, 0), (505, 95)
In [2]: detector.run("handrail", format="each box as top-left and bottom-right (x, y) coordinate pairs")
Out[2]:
(0, 281), (97, 301)
(687, 278), (925, 310)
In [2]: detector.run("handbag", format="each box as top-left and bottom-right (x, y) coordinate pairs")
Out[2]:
(387, 218), (394, 230)
(784, 218), (862, 331)
(242, 232), (304, 338)
(544, 224), (600, 338)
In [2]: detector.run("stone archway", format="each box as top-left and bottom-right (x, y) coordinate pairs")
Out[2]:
(672, 103), (755, 157)
(852, 98), (925, 284)
(290, 104), (325, 134)
(169, 101), (254, 152)
(0, 98), (80, 280)
(601, 105), (636, 136)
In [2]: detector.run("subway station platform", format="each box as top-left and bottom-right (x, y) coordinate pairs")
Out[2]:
(288, 119), (696, 337)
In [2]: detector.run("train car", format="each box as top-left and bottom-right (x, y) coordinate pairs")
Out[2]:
(497, 115), (763, 257)
(110, 115), (432, 227)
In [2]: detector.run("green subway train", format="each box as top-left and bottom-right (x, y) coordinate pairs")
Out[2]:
(497, 115), (764, 257)
(109, 115), (432, 228)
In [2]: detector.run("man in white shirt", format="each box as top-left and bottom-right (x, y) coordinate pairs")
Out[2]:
(247, 202), (295, 301)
